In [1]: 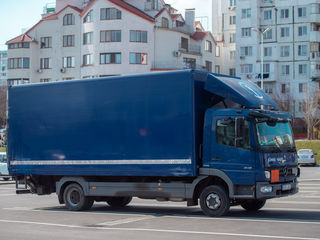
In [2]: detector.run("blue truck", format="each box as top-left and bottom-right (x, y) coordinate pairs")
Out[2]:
(7, 70), (299, 216)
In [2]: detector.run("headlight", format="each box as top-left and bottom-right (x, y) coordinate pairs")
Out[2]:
(265, 171), (270, 179)
(260, 186), (273, 193)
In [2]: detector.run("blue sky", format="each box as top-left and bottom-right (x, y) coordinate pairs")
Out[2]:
(0, 0), (211, 51)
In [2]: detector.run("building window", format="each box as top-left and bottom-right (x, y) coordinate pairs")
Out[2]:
(101, 8), (121, 20)
(299, 101), (306, 112)
(280, 46), (290, 57)
(40, 79), (50, 83)
(130, 53), (147, 65)
(263, 63), (270, 73)
(240, 46), (252, 56)
(230, 51), (236, 60)
(7, 78), (30, 86)
(229, 68), (236, 76)
(298, 45), (308, 56)
(281, 65), (290, 75)
(215, 65), (220, 74)
(83, 32), (93, 44)
(280, 9), (289, 18)
(229, 15), (236, 25)
(100, 30), (121, 42)
(183, 58), (196, 69)
(230, 33), (236, 43)
(298, 7), (307, 17)
(83, 54), (93, 66)
(240, 64), (253, 73)
(162, 17), (169, 28)
(63, 14), (75, 25)
(241, 8), (251, 18)
(229, 0), (236, 7)
(130, 30), (147, 43)
(281, 84), (286, 94)
(8, 42), (30, 49)
(299, 64), (307, 74)
(298, 26), (307, 36)
(205, 40), (212, 52)
(100, 53), (121, 64)
(215, 46), (220, 57)
(8, 58), (29, 69)
(205, 61), (212, 72)
(40, 58), (51, 69)
(241, 28), (251, 37)
(181, 37), (189, 51)
(40, 37), (52, 48)
(263, 29), (272, 40)
(280, 27), (290, 37)
(299, 83), (307, 93)
(84, 10), (93, 23)
(264, 47), (272, 57)
(264, 10), (272, 20)
(63, 57), (75, 68)
(265, 84), (273, 94)
(63, 35), (75, 47)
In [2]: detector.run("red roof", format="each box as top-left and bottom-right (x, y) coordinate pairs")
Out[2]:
(6, 34), (35, 45)
(82, 0), (154, 23)
(171, 14), (181, 21)
(191, 31), (208, 41)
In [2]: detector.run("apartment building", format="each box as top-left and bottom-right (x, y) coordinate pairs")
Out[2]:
(212, 0), (236, 76)
(0, 51), (7, 86)
(6, 0), (215, 85)
(212, 0), (320, 118)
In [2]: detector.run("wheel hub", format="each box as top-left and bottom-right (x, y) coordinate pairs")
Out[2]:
(69, 190), (80, 206)
(206, 193), (221, 210)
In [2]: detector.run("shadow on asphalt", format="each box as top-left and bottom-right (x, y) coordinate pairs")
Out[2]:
(35, 204), (320, 222)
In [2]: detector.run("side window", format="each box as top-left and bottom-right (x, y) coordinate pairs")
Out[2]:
(216, 119), (235, 147)
(216, 118), (251, 150)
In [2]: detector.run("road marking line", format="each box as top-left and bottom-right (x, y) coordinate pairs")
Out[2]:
(4, 206), (320, 224)
(269, 201), (320, 205)
(97, 216), (155, 226)
(0, 219), (319, 240)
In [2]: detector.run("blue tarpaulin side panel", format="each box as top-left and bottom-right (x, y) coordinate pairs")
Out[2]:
(204, 73), (278, 110)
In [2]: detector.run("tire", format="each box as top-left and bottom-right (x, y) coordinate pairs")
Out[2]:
(200, 185), (230, 217)
(106, 197), (132, 207)
(63, 183), (94, 211)
(240, 199), (266, 211)
(3, 177), (10, 181)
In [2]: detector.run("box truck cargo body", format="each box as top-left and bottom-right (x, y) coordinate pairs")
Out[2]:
(8, 70), (299, 216)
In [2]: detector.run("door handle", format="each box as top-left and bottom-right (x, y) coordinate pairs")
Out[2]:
(212, 158), (221, 161)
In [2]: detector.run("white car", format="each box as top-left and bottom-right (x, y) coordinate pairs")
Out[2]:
(297, 149), (317, 166)
(0, 152), (10, 180)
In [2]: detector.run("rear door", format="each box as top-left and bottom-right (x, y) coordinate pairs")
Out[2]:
(210, 116), (256, 185)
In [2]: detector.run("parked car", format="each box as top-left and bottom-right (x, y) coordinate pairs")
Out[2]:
(297, 149), (317, 166)
(0, 152), (10, 180)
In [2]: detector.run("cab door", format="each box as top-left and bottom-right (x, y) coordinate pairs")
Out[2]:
(210, 116), (256, 185)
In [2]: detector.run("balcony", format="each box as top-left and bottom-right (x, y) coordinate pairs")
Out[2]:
(152, 61), (207, 71)
(179, 44), (201, 55)
(310, 31), (320, 42)
(310, 13), (320, 23)
(310, 52), (320, 61)
(311, 69), (320, 79)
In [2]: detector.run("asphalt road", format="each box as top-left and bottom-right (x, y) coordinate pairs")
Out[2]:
(0, 167), (319, 240)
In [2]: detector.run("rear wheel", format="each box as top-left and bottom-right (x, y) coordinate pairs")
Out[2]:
(63, 183), (94, 211)
(106, 197), (132, 207)
(200, 185), (230, 217)
(240, 199), (266, 211)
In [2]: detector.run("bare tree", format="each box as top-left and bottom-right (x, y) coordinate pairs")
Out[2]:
(0, 85), (7, 128)
(302, 90), (320, 140)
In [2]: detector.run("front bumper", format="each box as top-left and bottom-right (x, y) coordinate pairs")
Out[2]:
(256, 181), (298, 199)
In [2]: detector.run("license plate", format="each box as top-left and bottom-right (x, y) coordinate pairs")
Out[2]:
(282, 184), (292, 191)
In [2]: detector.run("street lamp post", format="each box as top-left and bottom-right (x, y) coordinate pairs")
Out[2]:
(252, 27), (271, 92)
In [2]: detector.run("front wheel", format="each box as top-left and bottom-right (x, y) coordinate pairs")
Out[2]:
(240, 199), (266, 211)
(200, 185), (230, 217)
(63, 183), (94, 211)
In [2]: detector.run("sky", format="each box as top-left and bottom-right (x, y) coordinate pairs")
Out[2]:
(0, 0), (211, 51)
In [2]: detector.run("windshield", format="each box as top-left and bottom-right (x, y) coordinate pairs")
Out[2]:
(255, 119), (295, 152)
